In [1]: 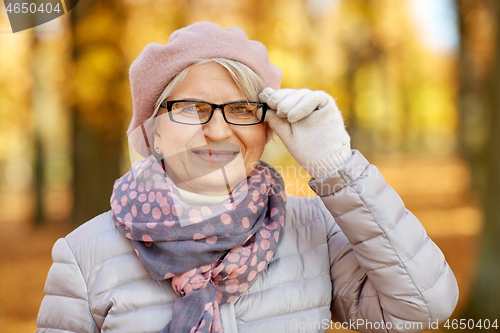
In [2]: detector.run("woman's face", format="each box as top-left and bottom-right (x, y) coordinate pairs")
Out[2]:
(154, 62), (267, 195)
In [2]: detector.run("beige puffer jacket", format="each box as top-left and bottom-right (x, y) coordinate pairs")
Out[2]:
(36, 151), (458, 332)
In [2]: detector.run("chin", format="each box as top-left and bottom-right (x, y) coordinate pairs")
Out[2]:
(169, 153), (250, 196)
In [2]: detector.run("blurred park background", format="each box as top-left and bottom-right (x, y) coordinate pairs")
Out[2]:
(1, 0), (499, 331)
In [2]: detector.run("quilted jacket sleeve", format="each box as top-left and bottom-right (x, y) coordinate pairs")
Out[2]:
(36, 238), (99, 333)
(309, 150), (459, 332)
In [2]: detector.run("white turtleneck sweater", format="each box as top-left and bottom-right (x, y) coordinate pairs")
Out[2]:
(176, 187), (230, 206)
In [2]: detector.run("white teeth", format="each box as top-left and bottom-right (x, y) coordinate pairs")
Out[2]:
(194, 152), (237, 157)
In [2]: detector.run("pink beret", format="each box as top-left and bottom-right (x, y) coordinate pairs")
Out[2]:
(127, 22), (282, 156)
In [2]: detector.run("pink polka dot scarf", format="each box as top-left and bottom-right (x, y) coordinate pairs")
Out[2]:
(110, 155), (286, 333)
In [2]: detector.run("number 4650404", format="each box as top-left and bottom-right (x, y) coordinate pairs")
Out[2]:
(5, 2), (62, 14)
(444, 319), (498, 330)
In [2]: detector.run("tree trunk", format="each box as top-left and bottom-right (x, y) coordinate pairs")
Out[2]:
(460, 0), (500, 320)
(72, 120), (122, 225)
(69, 0), (126, 225)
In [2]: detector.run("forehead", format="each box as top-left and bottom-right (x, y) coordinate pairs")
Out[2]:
(168, 62), (245, 102)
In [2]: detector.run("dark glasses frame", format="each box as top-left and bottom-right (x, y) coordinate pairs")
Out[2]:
(159, 99), (268, 126)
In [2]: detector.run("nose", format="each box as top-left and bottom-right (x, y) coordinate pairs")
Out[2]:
(202, 108), (232, 141)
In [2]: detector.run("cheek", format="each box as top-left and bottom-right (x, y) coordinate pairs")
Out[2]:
(158, 121), (196, 154)
(240, 125), (267, 157)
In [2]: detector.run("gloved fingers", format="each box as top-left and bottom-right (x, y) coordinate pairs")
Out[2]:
(261, 88), (299, 112)
(275, 89), (311, 119)
(259, 87), (275, 103)
(260, 88), (339, 123)
(286, 90), (333, 123)
(264, 109), (291, 137)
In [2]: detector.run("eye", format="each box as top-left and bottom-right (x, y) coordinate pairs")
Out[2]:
(181, 105), (199, 113)
(173, 102), (210, 116)
(232, 107), (250, 114)
(228, 103), (254, 114)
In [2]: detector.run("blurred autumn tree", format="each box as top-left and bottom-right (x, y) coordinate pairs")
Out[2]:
(69, 0), (129, 225)
(457, 0), (500, 320)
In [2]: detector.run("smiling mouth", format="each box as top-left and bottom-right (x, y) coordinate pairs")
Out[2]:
(193, 151), (239, 157)
(192, 149), (240, 165)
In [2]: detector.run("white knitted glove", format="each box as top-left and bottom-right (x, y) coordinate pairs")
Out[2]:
(259, 87), (352, 179)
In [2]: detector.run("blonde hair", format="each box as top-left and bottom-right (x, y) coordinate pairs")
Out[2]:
(151, 58), (273, 141)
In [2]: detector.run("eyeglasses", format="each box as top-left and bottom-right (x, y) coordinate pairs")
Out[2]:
(159, 100), (267, 126)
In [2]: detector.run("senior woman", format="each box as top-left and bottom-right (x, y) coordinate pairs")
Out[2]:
(36, 22), (458, 333)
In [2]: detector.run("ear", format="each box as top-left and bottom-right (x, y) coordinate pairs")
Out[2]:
(153, 124), (163, 155)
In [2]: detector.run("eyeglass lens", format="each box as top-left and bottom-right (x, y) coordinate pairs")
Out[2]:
(170, 101), (263, 125)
